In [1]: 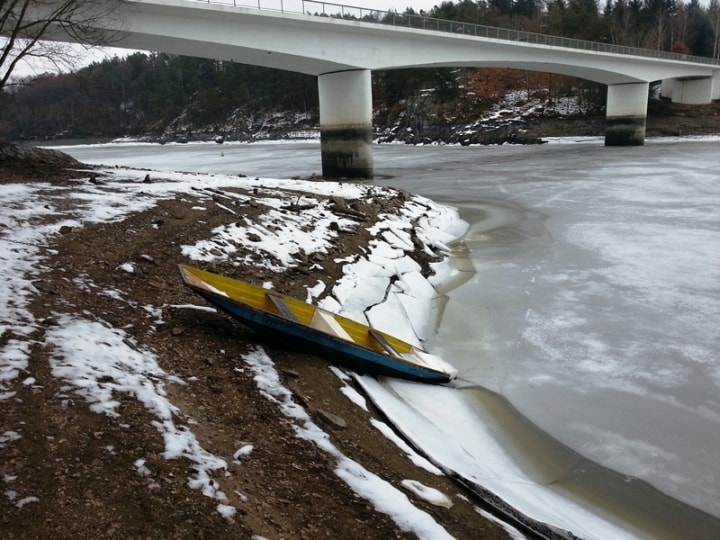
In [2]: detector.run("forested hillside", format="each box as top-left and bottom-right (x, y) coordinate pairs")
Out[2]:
(1, 0), (718, 142)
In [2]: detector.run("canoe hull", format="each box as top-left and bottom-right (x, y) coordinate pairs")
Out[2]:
(194, 288), (453, 384)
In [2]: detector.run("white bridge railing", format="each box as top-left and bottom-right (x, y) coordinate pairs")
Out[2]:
(187, 0), (720, 66)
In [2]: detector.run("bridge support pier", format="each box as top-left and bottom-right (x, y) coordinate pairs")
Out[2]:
(661, 75), (716, 104)
(605, 82), (649, 146)
(318, 69), (373, 179)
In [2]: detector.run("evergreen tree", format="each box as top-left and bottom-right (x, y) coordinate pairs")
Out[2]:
(709, 0), (720, 58)
(686, 0), (714, 55)
(564, 0), (603, 40)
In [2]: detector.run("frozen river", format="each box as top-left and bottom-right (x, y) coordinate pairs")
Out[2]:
(61, 138), (720, 538)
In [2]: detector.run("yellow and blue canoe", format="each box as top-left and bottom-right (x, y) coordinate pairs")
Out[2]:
(178, 264), (456, 384)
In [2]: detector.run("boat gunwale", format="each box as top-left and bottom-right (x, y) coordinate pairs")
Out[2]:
(178, 264), (454, 382)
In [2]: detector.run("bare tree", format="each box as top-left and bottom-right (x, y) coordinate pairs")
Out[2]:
(0, 0), (127, 89)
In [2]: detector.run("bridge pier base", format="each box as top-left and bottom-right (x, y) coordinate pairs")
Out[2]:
(318, 69), (373, 179)
(605, 82), (649, 146)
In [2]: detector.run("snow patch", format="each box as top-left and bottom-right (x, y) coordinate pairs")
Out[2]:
(401, 479), (453, 508)
(45, 316), (229, 505)
(242, 347), (453, 540)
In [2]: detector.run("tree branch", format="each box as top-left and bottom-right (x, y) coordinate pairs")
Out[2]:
(1, 0), (128, 88)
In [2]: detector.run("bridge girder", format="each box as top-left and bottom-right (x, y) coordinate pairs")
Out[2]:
(93, 0), (717, 85)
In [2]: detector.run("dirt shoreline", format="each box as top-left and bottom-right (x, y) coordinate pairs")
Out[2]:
(0, 158), (524, 539)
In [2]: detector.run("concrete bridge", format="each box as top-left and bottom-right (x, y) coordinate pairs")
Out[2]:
(40, 0), (720, 178)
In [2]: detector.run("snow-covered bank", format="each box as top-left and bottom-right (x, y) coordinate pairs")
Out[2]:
(0, 166), (476, 537)
(15, 135), (720, 538)
(54, 138), (720, 539)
